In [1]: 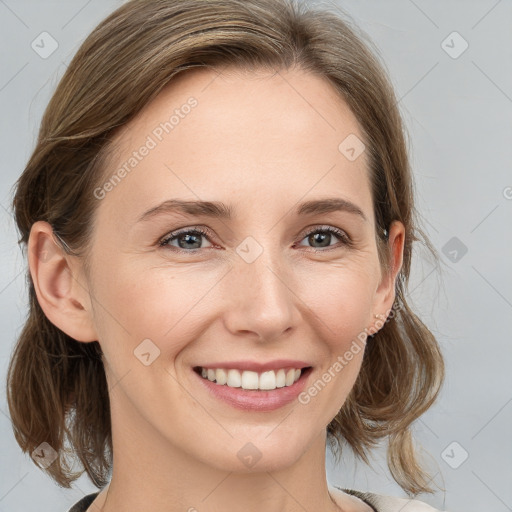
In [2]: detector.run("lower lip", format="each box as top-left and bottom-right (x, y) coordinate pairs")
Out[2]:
(193, 368), (312, 411)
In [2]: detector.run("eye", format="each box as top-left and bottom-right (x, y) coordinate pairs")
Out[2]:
(295, 225), (352, 251)
(158, 225), (352, 254)
(158, 227), (215, 252)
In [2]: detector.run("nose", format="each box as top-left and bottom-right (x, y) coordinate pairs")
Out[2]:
(222, 247), (301, 343)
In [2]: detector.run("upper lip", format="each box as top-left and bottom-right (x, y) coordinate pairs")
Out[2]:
(195, 359), (312, 372)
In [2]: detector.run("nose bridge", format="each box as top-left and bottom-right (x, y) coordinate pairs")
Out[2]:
(223, 237), (299, 340)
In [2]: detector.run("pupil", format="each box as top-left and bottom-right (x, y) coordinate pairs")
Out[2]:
(311, 233), (330, 248)
(179, 233), (201, 249)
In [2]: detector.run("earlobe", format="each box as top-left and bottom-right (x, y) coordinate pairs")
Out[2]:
(28, 221), (98, 342)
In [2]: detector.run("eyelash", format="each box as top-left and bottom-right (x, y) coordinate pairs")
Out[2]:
(158, 225), (353, 254)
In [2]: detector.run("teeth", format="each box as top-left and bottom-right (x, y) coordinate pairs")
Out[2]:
(259, 370), (276, 390)
(241, 370), (259, 389)
(227, 369), (241, 387)
(285, 369), (295, 386)
(199, 367), (305, 390)
(215, 368), (227, 385)
(276, 369), (286, 388)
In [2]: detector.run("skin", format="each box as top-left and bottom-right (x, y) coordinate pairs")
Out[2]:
(29, 66), (404, 512)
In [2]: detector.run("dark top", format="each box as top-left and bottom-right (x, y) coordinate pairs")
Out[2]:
(67, 492), (99, 512)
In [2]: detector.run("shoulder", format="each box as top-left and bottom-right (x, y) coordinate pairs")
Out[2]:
(66, 492), (100, 512)
(338, 487), (447, 512)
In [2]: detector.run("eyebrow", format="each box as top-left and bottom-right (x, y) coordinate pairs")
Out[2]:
(136, 197), (367, 223)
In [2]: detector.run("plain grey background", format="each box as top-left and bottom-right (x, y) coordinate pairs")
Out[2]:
(0, 1), (511, 511)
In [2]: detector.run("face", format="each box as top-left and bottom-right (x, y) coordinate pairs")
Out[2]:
(81, 66), (398, 473)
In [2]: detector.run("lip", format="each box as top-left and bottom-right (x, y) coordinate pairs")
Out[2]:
(192, 365), (313, 411)
(196, 359), (312, 372)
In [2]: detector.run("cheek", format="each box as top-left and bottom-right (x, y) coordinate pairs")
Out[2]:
(292, 265), (374, 413)
(91, 248), (378, 372)
(296, 262), (377, 345)
(91, 261), (228, 359)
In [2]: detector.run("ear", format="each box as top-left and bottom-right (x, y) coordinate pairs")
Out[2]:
(370, 220), (405, 330)
(27, 221), (98, 342)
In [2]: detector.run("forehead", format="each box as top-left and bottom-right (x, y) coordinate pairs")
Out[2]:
(96, 66), (372, 227)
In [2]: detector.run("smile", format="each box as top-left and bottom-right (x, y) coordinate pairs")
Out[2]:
(192, 365), (313, 411)
(195, 366), (306, 391)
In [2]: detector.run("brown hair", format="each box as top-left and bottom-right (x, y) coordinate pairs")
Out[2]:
(7, 0), (445, 497)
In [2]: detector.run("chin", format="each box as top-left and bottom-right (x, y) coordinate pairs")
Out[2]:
(196, 429), (316, 474)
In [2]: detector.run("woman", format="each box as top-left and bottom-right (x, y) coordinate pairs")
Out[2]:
(6, 1), (447, 511)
